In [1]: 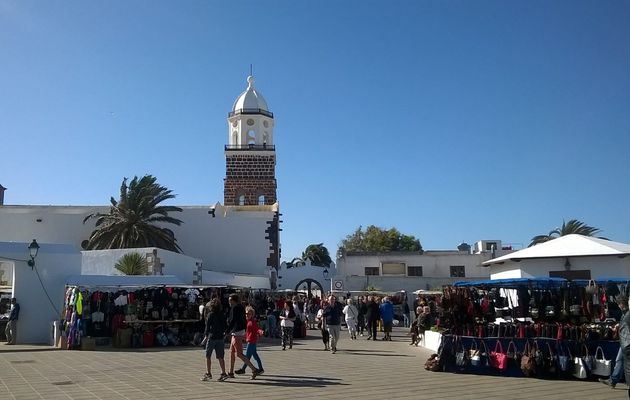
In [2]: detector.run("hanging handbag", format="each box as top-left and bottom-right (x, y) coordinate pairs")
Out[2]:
(557, 343), (571, 372)
(582, 344), (594, 372)
(545, 342), (558, 376)
(455, 337), (469, 369)
(489, 340), (507, 371)
(469, 339), (481, 367)
(573, 355), (588, 379)
(520, 341), (536, 377)
(591, 346), (612, 377)
(506, 340), (521, 368)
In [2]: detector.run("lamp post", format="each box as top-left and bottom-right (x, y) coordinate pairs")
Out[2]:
(0, 239), (39, 270)
(323, 268), (329, 280)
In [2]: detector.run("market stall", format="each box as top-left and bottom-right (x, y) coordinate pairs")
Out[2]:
(425, 277), (627, 380)
(60, 275), (226, 350)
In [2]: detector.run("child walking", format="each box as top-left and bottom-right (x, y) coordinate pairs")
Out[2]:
(235, 306), (264, 377)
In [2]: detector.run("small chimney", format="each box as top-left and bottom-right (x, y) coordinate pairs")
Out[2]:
(0, 185), (6, 206)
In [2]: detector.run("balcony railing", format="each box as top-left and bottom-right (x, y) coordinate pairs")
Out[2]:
(225, 144), (275, 151)
(228, 108), (274, 118)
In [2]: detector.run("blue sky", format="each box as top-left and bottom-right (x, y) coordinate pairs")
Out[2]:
(1, 1), (629, 261)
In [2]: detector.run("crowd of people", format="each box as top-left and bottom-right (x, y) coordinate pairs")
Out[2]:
(199, 291), (441, 381)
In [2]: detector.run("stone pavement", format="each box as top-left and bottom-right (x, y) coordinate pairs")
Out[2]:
(0, 328), (625, 400)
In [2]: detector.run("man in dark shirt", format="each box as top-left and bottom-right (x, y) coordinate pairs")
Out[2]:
(323, 295), (343, 354)
(226, 294), (260, 379)
(357, 297), (367, 336)
(5, 298), (19, 345)
(365, 296), (380, 341)
(201, 298), (228, 381)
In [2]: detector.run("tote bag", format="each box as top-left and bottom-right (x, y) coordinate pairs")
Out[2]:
(573, 356), (588, 379)
(490, 341), (507, 371)
(592, 346), (612, 377)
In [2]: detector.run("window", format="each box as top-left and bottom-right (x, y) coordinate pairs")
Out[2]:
(382, 262), (405, 275)
(485, 242), (497, 251)
(365, 267), (380, 276)
(257, 195), (265, 205)
(408, 266), (423, 277)
(238, 194), (246, 206)
(450, 265), (465, 278)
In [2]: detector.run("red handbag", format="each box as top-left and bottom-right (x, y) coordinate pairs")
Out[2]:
(489, 341), (507, 371)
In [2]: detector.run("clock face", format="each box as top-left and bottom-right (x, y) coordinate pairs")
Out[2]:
(247, 119), (255, 126)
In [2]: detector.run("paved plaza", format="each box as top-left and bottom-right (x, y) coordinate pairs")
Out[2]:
(0, 328), (625, 400)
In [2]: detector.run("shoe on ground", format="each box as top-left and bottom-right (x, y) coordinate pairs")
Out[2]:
(251, 368), (261, 379)
(218, 373), (228, 382)
(258, 369), (264, 375)
(201, 373), (212, 381)
(289, 345), (292, 349)
(598, 378), (616, 389)
(227, 373), (235, 378)
(282, 346), (286, 350)
(235, 368), (246, 375)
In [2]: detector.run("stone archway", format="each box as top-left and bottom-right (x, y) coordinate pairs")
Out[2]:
(295, 278), (324, 299)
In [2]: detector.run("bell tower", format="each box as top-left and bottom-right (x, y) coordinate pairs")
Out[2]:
(224, 76), (277, 206)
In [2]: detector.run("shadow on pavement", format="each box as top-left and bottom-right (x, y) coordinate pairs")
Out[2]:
(226, 374), (347, 388)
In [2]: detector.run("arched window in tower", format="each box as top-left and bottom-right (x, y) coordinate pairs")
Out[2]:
(238, 194), (246, 206)
(257, 195), (265, 206)
(247, 130), (256, 145)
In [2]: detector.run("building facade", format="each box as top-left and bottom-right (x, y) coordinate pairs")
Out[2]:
(334, 240), (513, 294)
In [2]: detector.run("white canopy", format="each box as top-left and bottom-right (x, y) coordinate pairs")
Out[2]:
(65, 274), (187, 288)
(483, 234), (630, 266)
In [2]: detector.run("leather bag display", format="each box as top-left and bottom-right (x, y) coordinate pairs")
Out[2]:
(520, 341), (536, 377)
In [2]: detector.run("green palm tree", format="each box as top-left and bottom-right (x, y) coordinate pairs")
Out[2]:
(302, 243), (332, 267)
(83, 175), (184, 252)
(529, 219), (606, 247)
(114, 252), (149, 275)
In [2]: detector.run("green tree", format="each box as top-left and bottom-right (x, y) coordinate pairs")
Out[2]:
(302, 243), (332, 267)
(337, 225), (423, 258)
(83, 175), (184, 252)
(114, 252), (149, 275)
(529, 219), (606, 247)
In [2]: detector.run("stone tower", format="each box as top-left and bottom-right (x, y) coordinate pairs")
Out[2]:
(224, 76), (277, 206)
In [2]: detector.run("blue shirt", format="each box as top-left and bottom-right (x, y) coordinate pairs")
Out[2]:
(379, 301), (394, 323)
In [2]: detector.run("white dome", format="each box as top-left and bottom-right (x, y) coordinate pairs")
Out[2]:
(232, 76), (269, 112)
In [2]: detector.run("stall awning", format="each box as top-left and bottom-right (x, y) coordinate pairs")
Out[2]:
(453, 277), (567, 289)
(66, 275), (187, 288)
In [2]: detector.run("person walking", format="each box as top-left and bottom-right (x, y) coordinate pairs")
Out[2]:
(279, 300), (296, 350)
(4, 298), (19, 345)
(343, 298), (359, 340)
(316, 300), (330, 350)
(379, 297), (394, 341)
(200, 298), (228, 382)
(612, 294), (630, 398)
(323, 295), (343, 354)
(226, 294), (260, 379)
(357, 296), (367, 336)
(365, 296), (379, 341)
(402, 301), (411, 328)
(235, 306), (264, 377)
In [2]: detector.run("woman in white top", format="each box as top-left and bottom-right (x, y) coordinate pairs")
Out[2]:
(343, 298), (359, 340)
(279, 301), (296, 350)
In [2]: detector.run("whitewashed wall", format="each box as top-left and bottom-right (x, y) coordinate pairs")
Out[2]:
(0, 204), (276, 276)
(81, 248), (202, 284)
(0, 242), (81, 344)
(489, 256), (630, 280)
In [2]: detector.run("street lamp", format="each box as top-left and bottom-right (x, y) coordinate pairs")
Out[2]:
(323, 268), (329, 280)
(27, 239), (40, 268)
(0, 239), (40, 270)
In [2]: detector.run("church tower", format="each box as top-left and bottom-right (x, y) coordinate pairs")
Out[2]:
(224, 76), (277, 206)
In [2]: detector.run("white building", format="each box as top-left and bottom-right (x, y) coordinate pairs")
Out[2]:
(483, 234), (630, 280)
(334, 240), (513, 294)
(0, 75), (281, 279)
